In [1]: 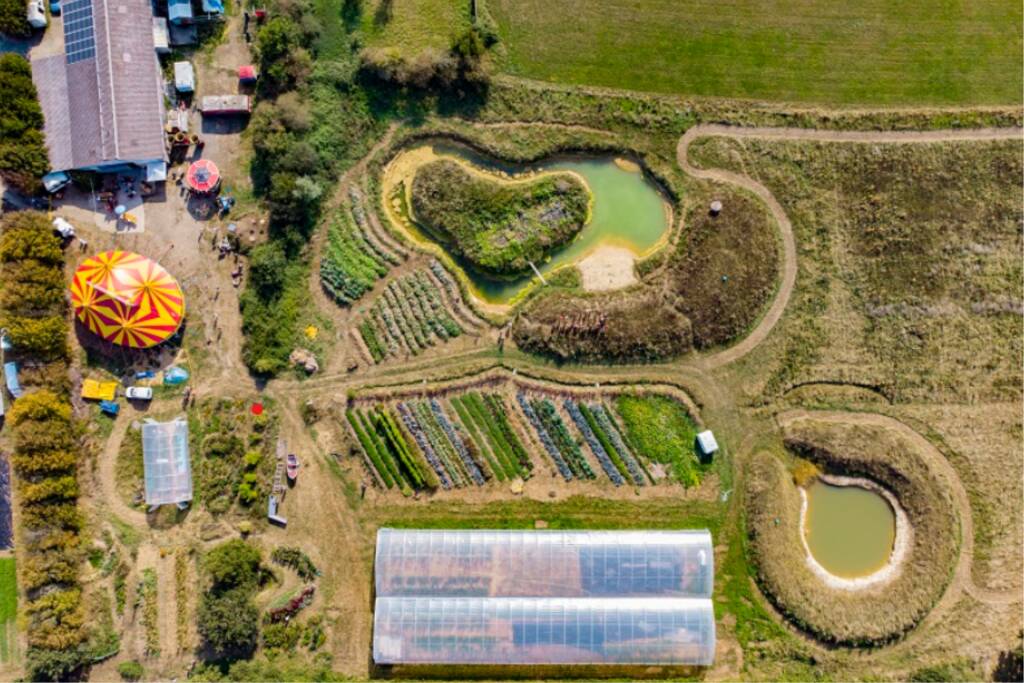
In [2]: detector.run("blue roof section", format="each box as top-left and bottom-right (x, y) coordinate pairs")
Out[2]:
(4, 363), (23, 399)
(168, 0), (192, 24)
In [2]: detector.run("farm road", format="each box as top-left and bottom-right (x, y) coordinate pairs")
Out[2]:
(678, 124), (1023, 370)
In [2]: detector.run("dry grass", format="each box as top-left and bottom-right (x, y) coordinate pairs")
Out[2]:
(512, 288), (692, 363)
(746, 419), (959, 645)
(691, 137), (1023, 403)
(666, 185), (779, 348)
(897, 403), (1023, 595)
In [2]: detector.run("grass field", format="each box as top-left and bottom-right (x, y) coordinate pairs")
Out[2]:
(0, 557), (16, 664)
(362, 0), (471, 57)
(485, 0), (1023, 105)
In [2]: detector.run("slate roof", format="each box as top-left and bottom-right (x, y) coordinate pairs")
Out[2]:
(31, 0), (166, 171)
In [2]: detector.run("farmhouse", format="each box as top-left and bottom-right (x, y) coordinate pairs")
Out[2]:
(30, 0), (166, 177)
(372, 529), (716, 665)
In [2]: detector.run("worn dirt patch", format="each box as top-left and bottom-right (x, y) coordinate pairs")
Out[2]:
(578, 245), (638, 291)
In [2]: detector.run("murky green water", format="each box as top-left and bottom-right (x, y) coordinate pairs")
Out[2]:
(804, 481), (896, 578)
(408, 145), (671, 304)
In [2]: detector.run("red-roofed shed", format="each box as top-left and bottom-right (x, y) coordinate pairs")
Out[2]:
(238, 65), (258, 83)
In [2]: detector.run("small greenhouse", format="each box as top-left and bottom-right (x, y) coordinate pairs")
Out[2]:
(141, 417), (192, 506)
(372, 529), (716, 666)
(373, 596), (716, 666)
(375, 528), (714, 599)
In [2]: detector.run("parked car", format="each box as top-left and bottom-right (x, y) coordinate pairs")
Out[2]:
(125, 386), (153, 400)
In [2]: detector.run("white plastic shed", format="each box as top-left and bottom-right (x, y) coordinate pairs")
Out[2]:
(173, 61), (195, 92)
(696, 430), (719, 457)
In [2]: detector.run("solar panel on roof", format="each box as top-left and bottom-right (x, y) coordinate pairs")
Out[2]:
(63, 0), (96, 64)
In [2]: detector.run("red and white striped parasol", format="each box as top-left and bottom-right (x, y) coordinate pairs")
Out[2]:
(186, 159), (220, 194)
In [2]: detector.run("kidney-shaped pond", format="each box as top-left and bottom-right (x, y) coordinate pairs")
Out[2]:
(803, 480), (897, 579)
(383, 143), (672, 305)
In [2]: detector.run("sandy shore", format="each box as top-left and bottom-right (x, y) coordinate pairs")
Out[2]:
(799, 474), (911, 590)
(578, 246), (638, 291)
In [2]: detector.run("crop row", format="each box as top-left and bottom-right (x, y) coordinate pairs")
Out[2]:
(348, 392), (535, 491)
(348, 186), (405, 265)
(586, 402), (650, 485)
(564, 399), (625, 486)
(320, 210), (391, 305)
(357, 270), (463, 363)
(346, 408), (435, 496)
(346, 388), (702, 494)
(529, 396), (595, 480)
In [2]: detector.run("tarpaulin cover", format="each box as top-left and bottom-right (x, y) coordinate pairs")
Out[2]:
(69, 250), (185, 348)
(163, 366), (189, 385)
(81, 378), (118, 401)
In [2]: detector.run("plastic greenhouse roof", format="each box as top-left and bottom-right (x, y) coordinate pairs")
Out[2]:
(375, 528), (714, 599)
(373, 596), (716, 666)
(141, 417), (192, 506)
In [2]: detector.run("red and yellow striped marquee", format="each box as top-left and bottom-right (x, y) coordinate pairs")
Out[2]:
(69, 250), (185, 348)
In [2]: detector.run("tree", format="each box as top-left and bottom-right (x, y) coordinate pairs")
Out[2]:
(248, 242), (287, 298)
(204, 540), (262, 593)
(0, 5), (31, 42)
(0, 54), (49, 192)
(197, 589), (260, 659)
(0, 212), (64, 263)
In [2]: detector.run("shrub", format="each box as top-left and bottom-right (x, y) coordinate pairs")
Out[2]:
(243, 450), (262, 468)
(0, 54), (49, 192)
(0, 213), (64, 263)
(204, 540), (262, 593)
(197, 589), (260, 660)
(3, 314), (69, 359)
(261, 621), (301, 651)
(248, 242), (288, 297)
(118, 660), (144, 681)
(0, 0), (30, 37)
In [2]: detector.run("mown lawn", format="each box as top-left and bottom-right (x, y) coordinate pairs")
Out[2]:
(0, 557), (16, 663)
(486, 0), (1023, 105)
(361, 0), (471, 57)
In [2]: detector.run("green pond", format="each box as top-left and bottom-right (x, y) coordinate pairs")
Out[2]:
(803, 480), (896, 578)
(405, 144), (671, 304)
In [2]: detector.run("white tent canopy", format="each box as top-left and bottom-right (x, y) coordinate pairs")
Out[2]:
(141, 417), (192, 506)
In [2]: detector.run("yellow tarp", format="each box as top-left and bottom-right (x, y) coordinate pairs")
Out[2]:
(81, 379), (118, 401)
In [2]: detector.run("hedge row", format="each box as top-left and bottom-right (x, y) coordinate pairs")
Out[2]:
(0, 212), (86, 680)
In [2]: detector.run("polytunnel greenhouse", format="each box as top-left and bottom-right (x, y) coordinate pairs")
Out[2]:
(372, 529), (716, 666)
(375, 528), (714, 598)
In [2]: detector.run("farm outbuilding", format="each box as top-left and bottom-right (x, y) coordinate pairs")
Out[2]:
(141, 418), (192, 506)
(372, 529), (716, 666)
